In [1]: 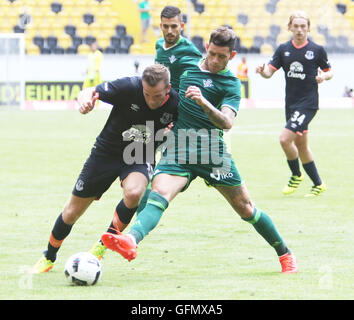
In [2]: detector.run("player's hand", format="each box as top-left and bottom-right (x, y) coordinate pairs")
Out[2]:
(255, 63), (265, 75)
(316, 68), (324, 83)
(77, 88), (99, 114)
(185, 86), (206, 107)
(164, 122), (174, 134)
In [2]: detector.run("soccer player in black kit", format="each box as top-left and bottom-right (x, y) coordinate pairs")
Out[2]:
(256, 11), (333, 197)
(31, 64), (178, 273)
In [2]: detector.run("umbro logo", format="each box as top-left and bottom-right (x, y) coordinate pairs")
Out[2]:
(203, 79), (213, 88)
(131, 104), (140, 111)
(169, 55), (177, 64)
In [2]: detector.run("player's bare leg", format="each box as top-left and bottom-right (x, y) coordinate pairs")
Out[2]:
(216, 184), (298, 273)
(280, 128), (304, 194)
(62, 195), (96, 224)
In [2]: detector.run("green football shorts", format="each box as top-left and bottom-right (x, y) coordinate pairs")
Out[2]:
(152, 156), (243, 192)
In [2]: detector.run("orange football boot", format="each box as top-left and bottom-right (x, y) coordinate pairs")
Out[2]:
(101, 232), (137, 262)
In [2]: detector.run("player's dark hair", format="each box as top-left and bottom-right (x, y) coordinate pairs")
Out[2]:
(160, 5), (182, 20)
(209, 26), (236, 52)
(142, 63), (170, 88)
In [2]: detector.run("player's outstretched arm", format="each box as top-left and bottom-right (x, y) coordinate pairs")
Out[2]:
(255, 63), (276, 79)
(185, 86), (234, 130)
(77, 87), (99, 114)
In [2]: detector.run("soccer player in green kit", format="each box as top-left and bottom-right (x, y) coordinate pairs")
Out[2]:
(155, 5), (203, 91)
(135, 5), (203, 216)
(102, 26), (299, 274)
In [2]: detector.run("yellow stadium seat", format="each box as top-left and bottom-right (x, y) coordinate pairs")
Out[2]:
(26, 42), (40, 55)
(97, 36), (110, 50)
(260, 43), (275, 55)
(58, 35), (72, 49)
(78, 43), (91, 55)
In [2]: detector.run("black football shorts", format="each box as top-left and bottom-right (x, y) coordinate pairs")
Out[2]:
(285, 108), (317, 135)
(72, 148), (154, 199)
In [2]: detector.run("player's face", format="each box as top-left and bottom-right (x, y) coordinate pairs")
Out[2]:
(160, 16), (184, 47)
(289, 17), (309, 43)
(204, 43), (236, 74)
(142, 80), (171, 110)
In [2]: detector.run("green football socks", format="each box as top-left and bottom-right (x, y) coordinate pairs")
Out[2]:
(136, 184), (152, 215)
(243, 208), (289, 256)
(129, 191), (169, 244)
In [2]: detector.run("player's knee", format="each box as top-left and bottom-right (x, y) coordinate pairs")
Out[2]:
(124, 187), (145, 207)
(279, 135), (289, 147)
(151, 185), (169, 200)
(233, 199), (254, 219)
(62, 203), (81, 224)
(294, 138), (307, 151)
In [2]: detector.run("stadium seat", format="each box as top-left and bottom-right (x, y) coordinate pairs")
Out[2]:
(33, 35), (44, 48)
(191, 35), (206, 53)
(78, 43), (90, 55)
(83, 13), (95, 25)
(110, 35), (121, 50)
(119, 35), (134, 53)
(84, 35), (96, 46)
(71, 35), (83, 48)
(46, 35), (58, 50)
(115, 24), (127, 38)
(50, 2), (63, 14)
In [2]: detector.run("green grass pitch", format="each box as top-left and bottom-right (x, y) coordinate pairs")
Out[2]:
(0, 108), (353, 300)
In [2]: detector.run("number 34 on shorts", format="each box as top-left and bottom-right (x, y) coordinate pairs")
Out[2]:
(286, 109), (317, 133)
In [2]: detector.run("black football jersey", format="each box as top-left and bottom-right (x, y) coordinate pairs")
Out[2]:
(94, 76), (179, 163)
(269, 39), (331, 110)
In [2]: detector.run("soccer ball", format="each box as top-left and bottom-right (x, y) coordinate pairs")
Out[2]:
(64, 252), (102, 286)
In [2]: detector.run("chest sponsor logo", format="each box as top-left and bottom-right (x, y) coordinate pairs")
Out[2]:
(122, 125), (152, 143)
(169, 55), (177, 64)
(287, 61), (306, 80)
(160, 112), (173, 125)
(203, 79), (214, 88)
(130, 104), (140, 111)
(305, 50), (314, 60)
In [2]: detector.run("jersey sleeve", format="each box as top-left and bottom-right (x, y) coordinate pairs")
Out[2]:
(268, 44), (283, 70)
(179, 54), (202, 72)
(317, 46), (331, 71)
(95, 77), (133, 105)
(221, 79), (241, 115)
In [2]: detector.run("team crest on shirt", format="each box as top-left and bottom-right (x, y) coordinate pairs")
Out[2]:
(169, 55), (177, 64)
(284, 51), (290, 56)
(305, 50), (314, 60)
(203, 79), (214, 88)
(160, 112), (173, 125)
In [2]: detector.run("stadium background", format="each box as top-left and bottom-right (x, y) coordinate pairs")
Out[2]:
(1, 0), (354, 300)
(0, 0), (353, 109)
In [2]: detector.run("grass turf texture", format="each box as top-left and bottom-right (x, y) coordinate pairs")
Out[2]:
(0, 108), (353, 300)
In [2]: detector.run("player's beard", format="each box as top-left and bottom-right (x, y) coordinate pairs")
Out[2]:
(204, 58), (225, 74)
(165, 33), (178, 46)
